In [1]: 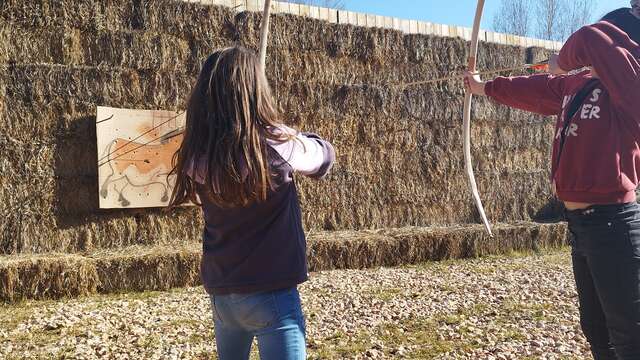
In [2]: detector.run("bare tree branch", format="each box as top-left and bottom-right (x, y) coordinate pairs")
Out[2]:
(535, 0), (566, 41)
(535, 0), (596, 41)
(492, 0), (531, 36)
(561, 0), (595, 40)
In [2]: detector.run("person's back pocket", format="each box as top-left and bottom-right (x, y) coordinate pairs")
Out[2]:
(230, 292), (279, 331)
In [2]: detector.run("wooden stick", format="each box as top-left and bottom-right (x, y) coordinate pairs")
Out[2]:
(258, 0), (272, 74)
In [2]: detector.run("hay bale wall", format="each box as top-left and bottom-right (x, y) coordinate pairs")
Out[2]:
(0, 0), (560, 255)
(0, 222), (566, 302)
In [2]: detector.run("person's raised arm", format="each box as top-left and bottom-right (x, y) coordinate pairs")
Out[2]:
(269, 126), (335, 179)
(558, 21), (640, 112)
(464, 71), (567, 116)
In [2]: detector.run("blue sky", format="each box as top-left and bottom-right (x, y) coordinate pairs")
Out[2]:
(342, 1), (631, 29)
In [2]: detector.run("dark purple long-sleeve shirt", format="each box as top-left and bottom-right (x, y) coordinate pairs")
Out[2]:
(190, 126), (335, 295)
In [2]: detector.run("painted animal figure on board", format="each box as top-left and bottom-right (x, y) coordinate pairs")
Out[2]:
(99, 129), (183, 207)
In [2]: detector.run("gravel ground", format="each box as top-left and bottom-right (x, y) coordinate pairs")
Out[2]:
(0, 249), (590, 359)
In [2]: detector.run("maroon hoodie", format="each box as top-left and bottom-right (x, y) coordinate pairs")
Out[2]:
(485, 21), (640, 204)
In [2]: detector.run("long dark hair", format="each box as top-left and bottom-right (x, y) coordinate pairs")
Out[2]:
(601, 7), (640, 44)
(169, 46), (286, 208)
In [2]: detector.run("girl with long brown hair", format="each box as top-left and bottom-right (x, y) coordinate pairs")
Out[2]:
(170, 46), (335, 360)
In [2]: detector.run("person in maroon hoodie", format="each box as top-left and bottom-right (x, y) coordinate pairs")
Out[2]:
(464, 6), (640, 360)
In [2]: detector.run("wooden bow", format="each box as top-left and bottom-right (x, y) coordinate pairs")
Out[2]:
(258, 0), (273, 74)
(464, 0), (493, 236)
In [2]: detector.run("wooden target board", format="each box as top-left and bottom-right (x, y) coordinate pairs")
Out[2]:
(96, 106), (186, 209)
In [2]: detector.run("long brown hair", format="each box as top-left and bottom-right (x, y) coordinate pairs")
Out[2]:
(169, 46), (285, 208)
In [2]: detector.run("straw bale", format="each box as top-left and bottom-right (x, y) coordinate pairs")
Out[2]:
(0, 25), (16, 63)
(297, 169), (555, 232)
(64, 29), (191, 71)
(131, 0), (231, 43)
(0, 244), (202, 302)
(526, 46), (553, 65)
(94, 245), (201, 293)
(0, 255), (98, 302)
(0, 199), (141, 255)
(6, 65), (141, 107)
(0, 66), (5, 126)
(269, 45), (417, 86)
(0, 177), (20, 255)
(5, 65), (138, 105)
(269, 12), (339, 53)
(271, 72), (556, 229)
(296, 15), (406, 59)
(265, 55), (558, 229)
(0, 0), (138, 31)
(0, 66), (192, 250)
(307, 222), (567, 271)
(0, 0), (230, 34)
(0, 98), (92, 143)
(52, 215), (139, 252)
(0, 222), (566, 302)
(2, 66), (193, 138)
(272, 80), (547, 135)
(0, 23), (65, 64)
(6, 208), (199, 256)
(61, 0), (136, 31)
(135, 208), (204, 246)
(0, 0), (64, 28)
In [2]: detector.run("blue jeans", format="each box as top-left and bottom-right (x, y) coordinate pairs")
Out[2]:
(210, 287), (306, 360)
(567, 203), (640, 360)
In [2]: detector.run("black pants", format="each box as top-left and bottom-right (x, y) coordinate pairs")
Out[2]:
(567, 203), (640, 360)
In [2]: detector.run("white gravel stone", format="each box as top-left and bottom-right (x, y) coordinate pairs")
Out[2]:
(0, 250), (590, 359)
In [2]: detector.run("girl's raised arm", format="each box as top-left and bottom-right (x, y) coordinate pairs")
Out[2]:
(269, 126), (335, 179)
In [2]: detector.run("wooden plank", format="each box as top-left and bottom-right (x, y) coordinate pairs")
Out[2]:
(384, 16), (393, 29)
(337, 10), (348, 24)
(245, 0), (260, 12)
(442, 24), (451, 37)
(486, 31), (495, 43)
(375, 15), (384, 28)
(217, 0), (236, 7)
(409, 20), (418, 34)
(309, 5), (320, 19)
(299, 4), (310, 17)
(288, 2), (300, 15)
(275, 1), (289, 13)
(356, 12), (366, 26)
(96, 106), (187, 209)
(233, 0), (246, 11)
(319, 6), (329, 21)
(328, 9), (338, 23)
(423, 22), (434, 35)
(366, 14), (375, 27)
(401, 19), (410, 33)
(351, 11), (360, 25)
(392, 17), (401, 31)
